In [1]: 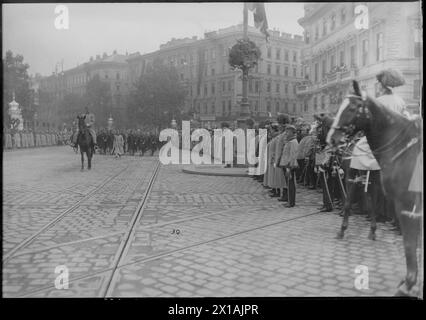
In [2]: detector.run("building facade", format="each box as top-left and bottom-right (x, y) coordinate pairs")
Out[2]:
(127, 24), (305, 127)
(38, 51), (136, 129)
(297, 2), (422, 120)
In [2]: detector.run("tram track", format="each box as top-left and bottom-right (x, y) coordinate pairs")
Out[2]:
(19, 207), (324, 297)
(3, 163), (132, 262)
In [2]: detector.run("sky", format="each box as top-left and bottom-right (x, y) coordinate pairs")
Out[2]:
(3, 3), (305, 76)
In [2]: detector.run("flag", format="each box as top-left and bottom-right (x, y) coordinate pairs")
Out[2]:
(247, 3), (270, 40)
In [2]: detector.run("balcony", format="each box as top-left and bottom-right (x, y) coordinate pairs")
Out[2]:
(296, 84), (308, 94)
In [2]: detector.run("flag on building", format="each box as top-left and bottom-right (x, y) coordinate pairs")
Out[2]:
(247, 3), (270, 40)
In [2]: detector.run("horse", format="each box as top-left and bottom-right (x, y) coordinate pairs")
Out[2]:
(327, 80), (422, 296)
(77, 115), (94, 170)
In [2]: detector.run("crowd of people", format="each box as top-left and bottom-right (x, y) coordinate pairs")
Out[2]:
(95, 128), (161, 158)
(3, 128), (71, 149)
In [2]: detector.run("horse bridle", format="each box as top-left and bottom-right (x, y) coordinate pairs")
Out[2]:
(330, 94), (370, 135)
(331, 94), (419, 163)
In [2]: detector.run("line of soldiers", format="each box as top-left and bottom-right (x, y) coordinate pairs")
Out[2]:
(96, 128), (160, 156)
(252, 115), (396, 227)
(3, 128), (71, 149)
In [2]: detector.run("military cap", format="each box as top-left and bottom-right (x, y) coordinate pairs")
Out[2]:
(376, 69), (405, 88)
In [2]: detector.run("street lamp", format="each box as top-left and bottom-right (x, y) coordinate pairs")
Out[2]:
(107, 114), (114, 130)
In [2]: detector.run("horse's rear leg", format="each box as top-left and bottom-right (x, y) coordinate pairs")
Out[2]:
(367, 182), (379, 240)
(81, 152), (84, 171)
(336, 181), (356, 239)
(395, 200), (420, 294)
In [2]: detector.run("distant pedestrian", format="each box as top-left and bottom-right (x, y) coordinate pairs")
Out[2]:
(112, 129), (124, 158)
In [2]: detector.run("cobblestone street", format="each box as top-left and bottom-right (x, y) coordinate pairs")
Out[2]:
(3, 146), (415, 297)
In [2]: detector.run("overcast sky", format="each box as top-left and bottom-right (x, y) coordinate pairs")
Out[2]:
(3, 3), (305, 76)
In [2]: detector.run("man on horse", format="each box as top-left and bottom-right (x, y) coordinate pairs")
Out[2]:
(71, 106), (97, 151)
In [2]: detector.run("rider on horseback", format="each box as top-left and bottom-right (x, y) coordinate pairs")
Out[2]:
(71, 106), (97, 151)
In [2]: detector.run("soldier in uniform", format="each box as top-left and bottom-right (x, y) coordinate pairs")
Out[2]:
(71, 106), (97, 151)
(279, 125), (299, 208)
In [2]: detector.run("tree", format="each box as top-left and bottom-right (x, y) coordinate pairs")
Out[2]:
(3, 50), (31, 127)
(57, 93), (85, 125)
(126, 60), (186, 130)
(84, 74), (112, 127)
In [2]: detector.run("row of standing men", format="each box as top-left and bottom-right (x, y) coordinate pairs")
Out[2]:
(253, 116), (398, 229)
(3, 129), (71, 149)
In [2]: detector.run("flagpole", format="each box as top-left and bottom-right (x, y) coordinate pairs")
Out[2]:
(239, 2), (250, 124)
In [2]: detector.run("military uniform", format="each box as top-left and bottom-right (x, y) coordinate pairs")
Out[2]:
(280, 126), (299, 207)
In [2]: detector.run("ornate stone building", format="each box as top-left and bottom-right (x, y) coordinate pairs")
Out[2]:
(127, 24), (305, 127)
(297, 2), (422, 120)
(38, 51), (137, 128)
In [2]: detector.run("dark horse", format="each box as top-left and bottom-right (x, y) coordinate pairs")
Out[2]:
(327, 80), (422, 296)
(77, 115), (94, 170)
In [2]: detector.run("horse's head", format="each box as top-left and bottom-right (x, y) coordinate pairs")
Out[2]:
(327, 80), (372, 147)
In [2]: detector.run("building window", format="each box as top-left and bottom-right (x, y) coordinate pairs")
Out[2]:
(284, 50), (289, 61)
(314, 63), (319, 82)
(293, 67), (297, 77)
(212, 50), (216, 60)
(362, 39), (369, 66)
(222, 81), (226, 92)
(293, 85), (296, 95)
(211, 83), (215, 95)
(284, 66), (288, 77)
(330, 54), (336, 70)
(204, 84), (208, 96)
(276, 83), (280, 93)
(331, 13), (336, 30)
(315, 25), (319, 40)
(293, 51), (297, 62)
(275, 101), (280, 113)
(267, 101), (271, 112)
(321, 95), (325, 109)
(322, 59), (326, 78)
(285, 83), (288, 94)
(339, 51), (345, 66)
(211, 68), (215, 75)
(322, 18), (327, 36)
(350, 45), (356, 67)
(341, 8), (346, 24)
(276, 48), (281, 60)
(255, 100), (259, 112)
(293, 103), (296, 113)
(228, 100), (232, 114)
(267, 82), (271, 92)
(413, 80), (421, 99)
(267, 64), (271, 74)
(376, 33), (384, 61)
(414, 27), (422, 58)
(228, 80), (232, 91)
(304, 100), (308, 112)
(267, 47), (272, 58)
(180, 73), (184, 80)
(116, 72), (120, 80)
(222, 101), (226, 115)
(276, 65), (280, 75)
(284, 102), (288, 113)
(313, 97), (317, 111)
(249, 79), (253, 93)
(255, 80), (260, 93)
